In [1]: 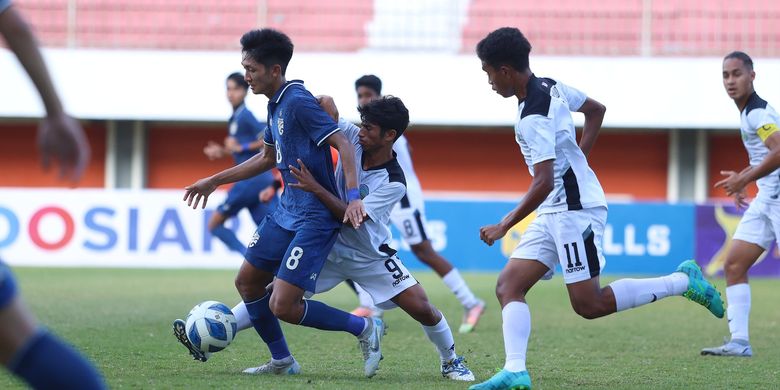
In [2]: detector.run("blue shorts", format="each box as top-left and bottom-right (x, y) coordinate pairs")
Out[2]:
(245, 214), (338, 292)
(0, 260), (18, 310)
(217, 177), (277, 225)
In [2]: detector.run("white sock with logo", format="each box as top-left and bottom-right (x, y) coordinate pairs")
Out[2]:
(503, 301), (530, 373)
(421, 315), (457, 363)
(442, 268), (480, 309)
(609, 272), (689, 312)
(232, 301), (252, 332)
(726, 283), (751, 342)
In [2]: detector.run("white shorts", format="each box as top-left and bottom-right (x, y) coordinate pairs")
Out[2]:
(390, 206), (429, 246)
(306, 255), (418, 310)
(733, 197), (780, 250)
(510, 206), (607, 284)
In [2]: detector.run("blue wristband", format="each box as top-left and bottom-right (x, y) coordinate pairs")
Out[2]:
(241, 142), (251, 152)
(347, 188), (360, 202)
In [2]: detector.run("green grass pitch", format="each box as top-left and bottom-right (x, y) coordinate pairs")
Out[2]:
(2, 267), (779, 389)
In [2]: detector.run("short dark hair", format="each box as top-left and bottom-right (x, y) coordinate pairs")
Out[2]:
(240, 29), (294, 75)
(358, 95), (409, 141)
(226, 72), (248, 90)
(724, 51), (754, 71)
(476, 27), (532, 72)
(355, 75), (382, 95)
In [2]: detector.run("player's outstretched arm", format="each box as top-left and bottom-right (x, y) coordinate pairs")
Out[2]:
(288, 159), (349, 221)
(480, 160), (554, 246)
(716, 130), (780, 196)
(183, 143), (276, 209)
(577, 97), (606, 157)
(0, 4), (90, 182)
(325, 131), (366, 228)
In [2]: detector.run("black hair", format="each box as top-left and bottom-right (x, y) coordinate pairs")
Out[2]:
(355, 75), (382, 95)
(724, 51), (754, 71)
(476, 27), (532, 72)
(240, 29), (294, 75)
(226, 72), (248, 90)
(358, 95), (409, 141)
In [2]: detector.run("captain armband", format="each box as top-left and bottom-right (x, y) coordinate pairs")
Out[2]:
(757, 123), (779, 143)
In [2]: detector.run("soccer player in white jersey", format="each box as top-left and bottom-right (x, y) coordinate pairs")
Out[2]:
(701, 51), (780, 357)
(349, 75), (486, 334)
(469, 27), (725, 390)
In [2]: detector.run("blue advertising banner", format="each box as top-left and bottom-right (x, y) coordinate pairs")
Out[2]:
(390, 199), (696, 275)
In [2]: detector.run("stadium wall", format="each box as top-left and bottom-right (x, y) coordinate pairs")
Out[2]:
(0, 189), (775, 278)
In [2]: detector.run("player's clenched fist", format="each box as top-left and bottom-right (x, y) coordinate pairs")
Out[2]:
(183, 177), (218, 209)
(479, 223), (508, 246)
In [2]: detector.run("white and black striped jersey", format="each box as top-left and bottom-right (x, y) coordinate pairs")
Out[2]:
(329, 119), (407, 263)
(391, 135), (424, 211)
(740, 92), (780, 200)
(515, 74), (606, 214)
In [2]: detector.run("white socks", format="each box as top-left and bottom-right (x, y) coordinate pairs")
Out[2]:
(726, 283), (751, 342)
(354, 283), (376, 309)
(421, 315), (457, 363)
(609, 272), (689, 312)
(232, 301), (252, 332)
(442, 269), (480, 309)
(502, 301), (530, 373)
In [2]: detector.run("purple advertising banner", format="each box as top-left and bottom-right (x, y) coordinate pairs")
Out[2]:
(696, 203), (780, 278)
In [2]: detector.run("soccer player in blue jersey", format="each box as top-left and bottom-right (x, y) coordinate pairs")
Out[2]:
(181, 28), (384, 377)
(0, 2), (105, 389)
(202, 72), (278, 255)
(469, 27), (725, 390)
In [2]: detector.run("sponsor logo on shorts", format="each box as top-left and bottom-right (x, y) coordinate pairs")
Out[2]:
(565, 265), (585, 273)
(392, 274), (410, 287)
(248, 231), (260, 247)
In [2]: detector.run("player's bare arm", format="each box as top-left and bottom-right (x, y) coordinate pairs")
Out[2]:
(480, 159), (554, 246)
(316, 95), (339, 122)
(0, 5), (90, 182)
(577, 97), (606, 157)
(325, 131), (366, 228)
(184, 143), (276, 209)
(716, 129), (780, 196)
(288, 159), (353, 223)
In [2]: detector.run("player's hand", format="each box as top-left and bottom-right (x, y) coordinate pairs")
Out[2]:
(344, 199), (366, 229)
(714, 170), (748, 196)
(288, 159), (320, 193)
(480, 223), (508, 246)
(183, 177), (218, 209)
(225, 136), (242, 153)
(37, 112), (90, 182)
(203, 141), (224, 160)
(259, 185), (276, 203)
(316, 95), (339, 122)
(732, 188), (749, 210)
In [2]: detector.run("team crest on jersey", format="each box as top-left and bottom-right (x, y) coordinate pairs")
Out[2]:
(277, 111), (284, 136)
(229, 121), (238, 135)
(359, 184), (370, 199)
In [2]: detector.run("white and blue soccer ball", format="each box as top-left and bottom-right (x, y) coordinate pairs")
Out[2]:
(185, 300), (237, 353)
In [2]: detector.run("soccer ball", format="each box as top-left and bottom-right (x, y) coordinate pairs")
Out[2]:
(185, 300), (237, 353)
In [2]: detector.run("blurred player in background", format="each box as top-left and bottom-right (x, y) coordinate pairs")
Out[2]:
(0, 1), (105, 388)
(470, 27), (724, 390)
(179, 28), (385, 378)
(202, 72), (278, 255)
(348, 75), (486, 334)
(701, 51), (780, 357)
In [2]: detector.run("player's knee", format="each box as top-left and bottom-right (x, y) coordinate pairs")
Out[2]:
(495, 280), (524, 305)
(723, 257), (749, 278)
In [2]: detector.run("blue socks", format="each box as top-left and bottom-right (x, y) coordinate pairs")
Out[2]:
(211, 225), (246, 255)
(9, 330), (106, 390)
(299, 300), (367, 337)
(245, 295), (291, 360)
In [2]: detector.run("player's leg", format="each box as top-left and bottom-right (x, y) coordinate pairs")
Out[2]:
(394, 208), (484, 332)
(557, 207), (722, 319)
(0, 263), (105, 389)
(209, 181), (253, 254)
(469, 259), (548, 390)
(236, 216), (299, 374)
(270, 228), (382, 378)
(390, 283), (474, 381)
(702, 200), (772, 356)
